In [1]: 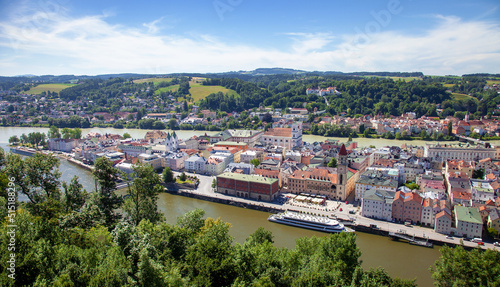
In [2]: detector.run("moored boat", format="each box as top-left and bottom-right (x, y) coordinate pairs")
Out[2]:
(268, 210), (351, 233)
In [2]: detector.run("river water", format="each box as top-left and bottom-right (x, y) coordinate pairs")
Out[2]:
(2, 126), (483, 285)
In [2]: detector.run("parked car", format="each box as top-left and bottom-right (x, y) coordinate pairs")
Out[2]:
(349, 210), (355, 214)
(472, 238), (483, 243)
(446, 236), (453, 239)
(494, 242), (499, 247)
(477, 242), (484, 246)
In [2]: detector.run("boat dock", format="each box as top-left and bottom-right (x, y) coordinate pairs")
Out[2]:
(389, 230), (433, 248)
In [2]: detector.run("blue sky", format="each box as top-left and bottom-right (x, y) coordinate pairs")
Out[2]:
(0, 0), (499, 76)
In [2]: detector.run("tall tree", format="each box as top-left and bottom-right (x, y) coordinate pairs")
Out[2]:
(61, 176), (88, 213)
(92, 157), (122, 228)
(123, 163), (164, 226)
(48, 125), (61, 139)
(162, 167), (174, 183)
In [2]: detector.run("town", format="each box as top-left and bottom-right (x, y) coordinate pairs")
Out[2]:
(10, 118), (500, 248)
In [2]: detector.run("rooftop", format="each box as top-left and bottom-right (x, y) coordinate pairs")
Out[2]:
(455, 206), (482, 224)
(218, 172), (278, 185)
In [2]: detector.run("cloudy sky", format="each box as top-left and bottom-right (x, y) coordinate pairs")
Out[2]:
(0, 0), (499, 76)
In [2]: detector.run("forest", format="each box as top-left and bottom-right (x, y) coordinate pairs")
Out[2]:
(1, 149), (499, 286)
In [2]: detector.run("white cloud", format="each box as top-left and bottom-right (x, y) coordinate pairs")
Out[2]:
(0, 8), (499, 76)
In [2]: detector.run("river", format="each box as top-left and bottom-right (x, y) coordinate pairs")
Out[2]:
(1, 126), (475, 286)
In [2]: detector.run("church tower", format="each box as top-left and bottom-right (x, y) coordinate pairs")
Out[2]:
(336, 144), (348, 201)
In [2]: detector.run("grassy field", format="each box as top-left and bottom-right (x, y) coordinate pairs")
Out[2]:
(451, 93), (475, 101)
(154, 85), (179, 95)
(486, 80), (500, 86)
(133, 77), (174, 84)
(26, 84), (75, 95)
(443, 83), (455, 88)
(189, 85), (238, 102)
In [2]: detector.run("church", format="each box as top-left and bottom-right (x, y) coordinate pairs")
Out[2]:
(164, 131), (179, 152)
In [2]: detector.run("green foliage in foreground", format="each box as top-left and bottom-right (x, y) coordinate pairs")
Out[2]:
(0, 208), (417, 287)
(431, 245), (500, 287)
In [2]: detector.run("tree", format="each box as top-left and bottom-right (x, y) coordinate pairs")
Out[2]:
(447, 121), (453, 136)
(123, 163), (164, 226)
(211, 178), (217, 189)
(472, 168), (484, 179)
(431, 245), (500, 286)
(48, 125), (61, 139)
(404, 182), (420, 190)
(61, 176), (88, 213)
(123, 132), (131, 139)
(8, 135), (19, 145)
(168, 119), (178, 130)
(327, 157), (337, 168)
(178, 172), (187, 182)
(92, 157), (122, 228)
(363, 129), (371, 138)
(162, 167), (174, 183)
(250, 158), (260, 167)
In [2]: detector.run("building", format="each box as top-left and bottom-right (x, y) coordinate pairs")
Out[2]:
(164, 131), (179, 151)
(163, 151), (189, 171)
(487, 208), (500, 238)
(184, 154), (207, 174)
(287, 145), (350, 200)
(216, 172), (280, 201)
(355, 172), (399, 201)
(137, 153), (162, 170)
(118, 144), (151, 158)
(453, 206), (483, 239)
(434, 211), (453, 235)
(47, 138), (80, 152)
(361, 189), (395, 222)
(424, 143), (496, 162)
(226, 129), (263, 147)
(392, 190), (423, 224)
(470, 179), (495, 204)
(261, 122), (302, 149)
(213, 141), (248, 152)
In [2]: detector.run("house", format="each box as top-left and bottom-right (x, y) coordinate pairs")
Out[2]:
(434, 211), (453, 235)
(163, 151), (189, 171)
(355, 171), (398, 201)
(261, 122), (302, 149)
(184, 154), (207, 174)
(392, 190), (423, 224)
(453, 206), (483, 239)
(487, 208), (500, 238)
(47, 138), (80, 153)
(361, 189), (395, 222)
(137, 153), (162, 170)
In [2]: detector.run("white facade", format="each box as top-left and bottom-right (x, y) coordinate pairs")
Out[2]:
(434, 211), (452, 235)
(240, 150), (258, 163)
(185, 154), (207, 173)
(48, 138), (80, 152)
(361, 189), (395, 221)
(424, 143), (496, 162)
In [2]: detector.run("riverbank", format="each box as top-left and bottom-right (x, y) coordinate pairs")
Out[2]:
(167, 171), (499, 252)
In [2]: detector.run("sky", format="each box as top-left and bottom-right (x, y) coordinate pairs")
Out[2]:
(0, 0), (499, 76)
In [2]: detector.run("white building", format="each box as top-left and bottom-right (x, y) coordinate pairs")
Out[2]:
(47, 138), (80, 153)
(470, 179), (495, 204)
(164, 131), (179, 152)
(240, 150), (258, 163)
(261, 122), (302, 149)
(434, 211), (452, 235)
(184, 154), (207, 174)
(361, 189), (395, 222)
(424, 143), (496, 162)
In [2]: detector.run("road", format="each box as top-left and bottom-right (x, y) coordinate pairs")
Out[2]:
(166, 173), (500, 251)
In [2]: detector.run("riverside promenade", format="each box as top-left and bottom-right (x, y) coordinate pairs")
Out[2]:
(172, 171), (500, 252)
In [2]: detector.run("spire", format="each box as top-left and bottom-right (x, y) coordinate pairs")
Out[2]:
(339, 144), (347, 156)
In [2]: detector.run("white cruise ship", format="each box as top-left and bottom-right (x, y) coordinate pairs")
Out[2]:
(268, 211), (349, 233)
